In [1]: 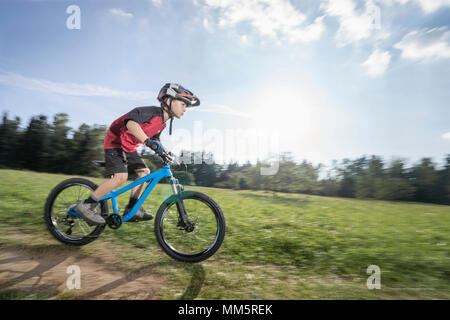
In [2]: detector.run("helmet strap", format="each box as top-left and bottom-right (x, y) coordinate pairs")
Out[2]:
(162, 98), (175, 135)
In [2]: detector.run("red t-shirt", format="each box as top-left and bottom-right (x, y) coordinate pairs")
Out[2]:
(104, 106), (166, 153)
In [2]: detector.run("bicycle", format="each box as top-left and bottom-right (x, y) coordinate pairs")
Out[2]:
(44, 151), (226, 263)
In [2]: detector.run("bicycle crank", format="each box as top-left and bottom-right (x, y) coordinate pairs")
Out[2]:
(105, 214), (122, 229)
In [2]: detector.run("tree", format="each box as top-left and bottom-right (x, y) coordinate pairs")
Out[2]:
(0, 112), (21, 168)
(172, 170), (195, 185)
(355, 155), (384, 199)
(238, 176), (250, 190)
(271, 153), (298, 193)
(69, 123), (107, 176)
(48, 113), (72, 174)
(214, 171), (242, 189)
(320, 160), (340, 197)
(434, 154), (450, 204)
(387, 158), (408, 179)
(410, 158), (439, 203)
(19, 115), (51, 172)
(374, 178), (415, 200)
(337, 157), (367, 198)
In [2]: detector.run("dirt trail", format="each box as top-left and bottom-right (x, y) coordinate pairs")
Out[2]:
(0, 246), (166, 299)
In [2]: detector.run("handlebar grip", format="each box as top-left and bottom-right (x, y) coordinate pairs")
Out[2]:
(145, 138), (165, 153)
(149, 141), (159, 152)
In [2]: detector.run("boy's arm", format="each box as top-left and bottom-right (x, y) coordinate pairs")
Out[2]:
(126, 120), (149, 143)
(126, 120), (165, 153)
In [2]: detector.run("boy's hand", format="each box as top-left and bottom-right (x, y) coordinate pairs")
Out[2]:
(145, 139), (165, 153)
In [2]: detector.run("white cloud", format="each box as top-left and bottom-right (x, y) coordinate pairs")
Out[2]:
(442, 132), (450, 139)
(0, 71), (154, 101)
(151, 0), (163, 8)
(321, 0), (380, 46)
(201, 0), (325, 44)
(108, 8), (134, 18)
(361, 49), (391, 77)
(286, 15), (326, 44)
(378, 0), (450, 14)
(394, 27), (450, 60)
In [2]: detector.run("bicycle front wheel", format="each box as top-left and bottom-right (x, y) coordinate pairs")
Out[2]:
(154, 191), (226, 263)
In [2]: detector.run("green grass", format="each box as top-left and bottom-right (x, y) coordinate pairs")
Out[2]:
(0, 290), (51, 300)
(0, 169), (449, 299)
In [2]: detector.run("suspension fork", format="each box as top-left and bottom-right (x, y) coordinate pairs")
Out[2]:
(170, 177), (193, 231)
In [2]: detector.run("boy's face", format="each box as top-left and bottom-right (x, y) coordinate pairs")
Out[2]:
(170, 99), (187, 119)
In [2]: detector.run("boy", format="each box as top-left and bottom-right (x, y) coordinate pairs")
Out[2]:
(74, 83), (200, 225)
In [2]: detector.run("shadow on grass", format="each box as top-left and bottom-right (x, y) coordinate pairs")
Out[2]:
(179, 263), (205, 300)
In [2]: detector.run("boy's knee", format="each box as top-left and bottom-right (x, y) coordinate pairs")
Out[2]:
(135, 168), (150, 176)
(112, 173), (128, 185)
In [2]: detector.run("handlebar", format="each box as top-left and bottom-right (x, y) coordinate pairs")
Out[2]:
(157, 151), (179, 166)
(144, 141), (179, 166)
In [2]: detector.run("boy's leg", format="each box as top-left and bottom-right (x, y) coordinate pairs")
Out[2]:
(123, 152), (153, 221)
(92, 173), (128, 200)
(131, 168), (150, 199)
(126, 151), (150, 205)
(74, 149), (129, 225)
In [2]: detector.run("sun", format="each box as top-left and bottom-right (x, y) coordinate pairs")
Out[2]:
(249, 83), (317, 134)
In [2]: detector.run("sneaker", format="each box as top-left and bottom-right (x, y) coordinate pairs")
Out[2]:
(123, 204), (153, 222)
(73, 199), (105, 225)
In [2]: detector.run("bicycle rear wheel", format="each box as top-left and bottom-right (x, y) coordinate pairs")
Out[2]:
(155, 191), (225, 263)
(44, 178), (108, 246)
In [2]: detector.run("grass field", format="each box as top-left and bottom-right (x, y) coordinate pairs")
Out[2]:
(0, 169), (449, 299)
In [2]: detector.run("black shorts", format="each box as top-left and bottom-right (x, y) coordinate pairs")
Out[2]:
(104, 148), (148, 177)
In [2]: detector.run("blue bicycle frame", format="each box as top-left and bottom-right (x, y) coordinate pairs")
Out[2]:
(68, 165), (177, 222)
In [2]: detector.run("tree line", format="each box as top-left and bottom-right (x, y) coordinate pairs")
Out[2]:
(1, 112), (448, 205)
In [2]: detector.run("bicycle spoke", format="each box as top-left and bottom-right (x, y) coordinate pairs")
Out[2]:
(50, 183), (98, 240)
(160, 198), (219, 256)
(78, 221), (89, 235)
(76, 186), (82, 201)
(59, 192), (73, 209)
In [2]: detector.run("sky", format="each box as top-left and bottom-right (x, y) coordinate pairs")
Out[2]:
(0, 0), (449, 170)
